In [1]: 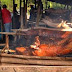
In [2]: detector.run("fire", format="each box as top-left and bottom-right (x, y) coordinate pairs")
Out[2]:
(61, 32), (71, 38)
(57, 20), (71, 29)
(57, 20), (64, 28)
(42, 19), (72, 30)
(16, 47), (26, 53)
(61, 28), (72, 31)
(30, 36), (58, 56)
(57, 20), (72, 31)
(16, 35), (72, 56)
(30, 36), (72, 56)
(30, 36), (40, 49)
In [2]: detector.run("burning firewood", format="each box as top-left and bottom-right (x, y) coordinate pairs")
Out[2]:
(0, 49), (15, 54)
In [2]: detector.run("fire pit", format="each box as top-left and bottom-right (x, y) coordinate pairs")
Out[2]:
(0, 27), (72, 66)
(14, 27), (72, 57)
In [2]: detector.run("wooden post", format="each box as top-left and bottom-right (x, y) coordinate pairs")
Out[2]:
(23, 0), (27, 28)
(6, 35), (9, 50)
(25, 0), (27, 28)
(20, 0), (28, 29)
(0, 1), (4, 40)
(23, 0), (25, 28)
(35, 0), (36, 9)
(20, 7), (24, 29)
(45, 0), (47, 9)
(13, 0), (15, 29)
(1, 35), (9, 53)
(20, 0), (21, 15)
(36, 1), (41, 27)
(20, 0), (25, 29)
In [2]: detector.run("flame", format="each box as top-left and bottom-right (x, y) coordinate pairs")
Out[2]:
(61, 32), (71, 38)
(9, 49), (16, 52)
(30, 45), (39, 49)
(62, 21), (71, 29)
(35, 36), (40, 46)
(57, 20), (64, 28)
(1, 49), (16, 53)
(30, 36), (40, 49)
(16, 35), (72, 56)
(57, 20), (71, 29)
(16, 47), (26, 52)
(61, 28), (72, 31)
(42, 19), (72, 30)
(57, 20), (72, 31)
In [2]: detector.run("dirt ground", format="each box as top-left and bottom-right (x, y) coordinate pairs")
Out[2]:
(0, 67), (72, 72)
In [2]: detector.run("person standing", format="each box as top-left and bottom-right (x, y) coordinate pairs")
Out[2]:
(29, 5), (35, 20)
(1, 4), (12, 32)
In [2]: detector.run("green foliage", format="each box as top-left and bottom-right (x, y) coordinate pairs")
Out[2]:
(1, 0), (72, 12)
(15, 0), (20, 9)
(1, 0), (13, 12)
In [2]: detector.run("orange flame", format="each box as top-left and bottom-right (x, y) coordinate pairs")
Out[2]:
(30, 36), (40, 49)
